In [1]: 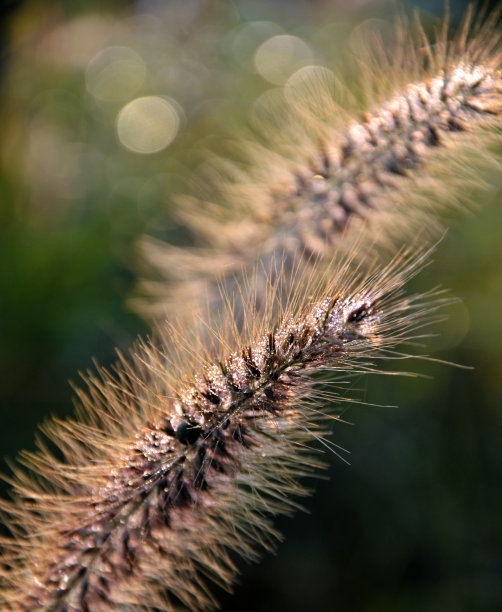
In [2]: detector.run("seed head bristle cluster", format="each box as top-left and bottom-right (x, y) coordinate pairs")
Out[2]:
(137, 8), (502, 320)
(0, 250), (437, 611)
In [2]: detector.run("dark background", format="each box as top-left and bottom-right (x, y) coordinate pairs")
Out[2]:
(0, 1), (501, 610)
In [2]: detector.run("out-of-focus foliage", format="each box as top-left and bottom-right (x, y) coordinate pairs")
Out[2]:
(0, 0), (500, 611)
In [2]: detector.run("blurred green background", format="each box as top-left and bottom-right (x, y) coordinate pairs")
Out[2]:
(0, 1), (501, 610)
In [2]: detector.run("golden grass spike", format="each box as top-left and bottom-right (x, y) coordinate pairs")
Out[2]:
(0, 248), (443, 611)
(135, 7), (502, 322)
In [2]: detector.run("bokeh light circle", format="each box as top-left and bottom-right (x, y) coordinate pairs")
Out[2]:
(254, 34), (312, 85)
(116, 96), (180, 154)
(86, 46), (146, 102)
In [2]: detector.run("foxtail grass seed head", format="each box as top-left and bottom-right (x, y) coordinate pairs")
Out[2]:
(0, 248), (445, 611)
(136, 7), (502, 321)
(1, 6), (498, 612)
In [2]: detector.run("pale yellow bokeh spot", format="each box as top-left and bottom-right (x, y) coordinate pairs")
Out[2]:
(116, 97), (180, 154)
(86, 46), (146, 102)
(254, 35), (312, 85)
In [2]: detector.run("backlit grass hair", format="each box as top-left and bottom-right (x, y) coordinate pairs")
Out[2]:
(0, 248), (445, 611)
(136, 6), (502, 321)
